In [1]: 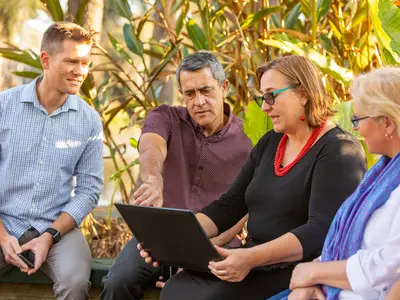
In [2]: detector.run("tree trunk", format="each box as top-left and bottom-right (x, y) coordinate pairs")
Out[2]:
(83, 0), (105, 42)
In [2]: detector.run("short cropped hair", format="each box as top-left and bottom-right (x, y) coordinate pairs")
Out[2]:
(176, 52), (225, 89)
(351, 67), (400, 136)
(256, 55), (334, 128)
(41, 21), (93, 54)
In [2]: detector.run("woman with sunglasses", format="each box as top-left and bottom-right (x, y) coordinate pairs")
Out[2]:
(271, 67), (400, 300)
(140, 55), (367, 299)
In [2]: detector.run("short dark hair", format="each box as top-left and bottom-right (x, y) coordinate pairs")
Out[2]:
(41, 21), (93, 54)
(176, 52), (225, 89)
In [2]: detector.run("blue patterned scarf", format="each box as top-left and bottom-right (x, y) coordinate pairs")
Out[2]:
(321, 152), (400, 299)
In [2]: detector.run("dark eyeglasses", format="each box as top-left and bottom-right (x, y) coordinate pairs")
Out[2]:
(350, 115), (370, 127)
(254, 84), (298, 107)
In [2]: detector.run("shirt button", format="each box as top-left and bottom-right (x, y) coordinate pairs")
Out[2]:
(39, 160), (44, 165)
(32, 203), (35, 208)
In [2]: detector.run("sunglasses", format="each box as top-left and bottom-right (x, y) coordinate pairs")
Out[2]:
(350, 115), (370, 127)
(254, 84), (298, 107)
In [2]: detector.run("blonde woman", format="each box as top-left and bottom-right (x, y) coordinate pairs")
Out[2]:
(277, 67), (400, 300)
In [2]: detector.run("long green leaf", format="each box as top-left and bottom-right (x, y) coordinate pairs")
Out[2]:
(123, 24), (144, 57)
(108, 33), (134, 66)
(285, 3), (301, 29)
(0, 50), (43, 70)
(41, 0), (64, 21)
(243, 101), (273, 146)
(240, 7), (281, 30)
(12, 71), (41, 79)
(115, 0), (132, 20)
(147, 42), (181, 91)
(260, 34), (353, 85)
(186, 18), (208, 50)
(75, 0), (89, 25)
(317, 0), (332, 22)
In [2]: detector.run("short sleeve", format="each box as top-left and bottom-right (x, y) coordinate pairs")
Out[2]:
(141, 105), (173, 142)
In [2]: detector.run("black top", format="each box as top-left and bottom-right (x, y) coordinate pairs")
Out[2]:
(202, 127), (367, 260)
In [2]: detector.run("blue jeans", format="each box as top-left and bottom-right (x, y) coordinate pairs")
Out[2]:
(267, 288), (291, 300)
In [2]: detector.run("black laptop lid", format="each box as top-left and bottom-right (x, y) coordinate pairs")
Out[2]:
(115, 204), (221, 272)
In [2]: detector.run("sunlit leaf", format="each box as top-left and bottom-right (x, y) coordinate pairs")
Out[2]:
(186, 18), (208, 50)
(240, 7), (280, 30)
(0, 49), (42, 70)
(12, 71), (41, 79)
(350, 2), (368, 29)
(377, 0), (400, 55)
(108, 33), (134, 66)
(317, 0), (332, 21)
(369, 0), (400, 63)
(40, 0), (64, 21)
(129, 138), (138, 149)
(123, 24), (144, 57)
(75, 0), (89, 25)
(260, 34), (353, 85)
(243, 101), (273, 146)
(285, 3), (301, 29)
(115, 0), (132, 20)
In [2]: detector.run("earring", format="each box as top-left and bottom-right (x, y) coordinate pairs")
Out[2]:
(385, 133), (394, 140)
(300, 116), (305, 121)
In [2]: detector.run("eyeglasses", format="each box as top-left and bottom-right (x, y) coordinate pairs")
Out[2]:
(350, 115), (370, 127)
(254, 84), (298, 107)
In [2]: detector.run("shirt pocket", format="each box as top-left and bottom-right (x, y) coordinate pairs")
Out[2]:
(52, 134), (85, 173)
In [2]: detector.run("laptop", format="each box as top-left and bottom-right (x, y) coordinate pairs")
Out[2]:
(115, 203), (222, 272)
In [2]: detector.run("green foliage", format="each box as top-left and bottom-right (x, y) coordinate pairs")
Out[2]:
(243, 101), (273, 146)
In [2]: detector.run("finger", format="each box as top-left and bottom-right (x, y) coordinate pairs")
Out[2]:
(134, 192), (154, 205)
(208, 259), (226, 270)
(145, 257), (153, 264)
(20, 243), (33, 252)
(155, 281), (165, 289)
(139, 197), (157, 207)
(133, 186), (146, 199)
(140, 250), (149, 258)
(10, 240), (23, 255)
(214, 245), (231, 257)
(153, 261), (159, 268)
(28, 258), (42, 275)
(159, 276), (164, 281)
(137, 243), (143, 251)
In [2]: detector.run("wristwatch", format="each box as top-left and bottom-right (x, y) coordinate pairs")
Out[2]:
(44, 228), (61, 244)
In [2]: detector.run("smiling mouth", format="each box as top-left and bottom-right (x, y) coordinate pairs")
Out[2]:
(68, 79), (82, 85)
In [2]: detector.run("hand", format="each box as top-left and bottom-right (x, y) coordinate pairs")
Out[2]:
(20, 233), (53, 275)
(0, 234), (30, 272)
(155, 268), (183, 289)
(290, 262), (319, 290)
(137, 243), (159, 268)
(288, 286), (326, 300)
(132, 176), (163, 207)
(208, 246), (254, 282)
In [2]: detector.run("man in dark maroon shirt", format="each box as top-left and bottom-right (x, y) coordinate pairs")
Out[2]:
(100, 52), (252, 300)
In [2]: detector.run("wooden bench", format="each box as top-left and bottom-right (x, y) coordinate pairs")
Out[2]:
(0, 258), (113, 288)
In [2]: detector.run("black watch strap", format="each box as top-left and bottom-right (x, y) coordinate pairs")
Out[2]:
(45, 228), (61, 244)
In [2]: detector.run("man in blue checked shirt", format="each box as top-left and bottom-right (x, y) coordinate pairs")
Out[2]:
(0, 22), (103, 300)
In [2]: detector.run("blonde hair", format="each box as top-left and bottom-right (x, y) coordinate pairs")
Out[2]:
(41, 21), (93, 55)
(351, 67), (400, 136)
(256, 55), (334, 127)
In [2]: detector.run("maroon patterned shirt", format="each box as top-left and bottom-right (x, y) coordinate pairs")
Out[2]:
(141, 103), (252, 213)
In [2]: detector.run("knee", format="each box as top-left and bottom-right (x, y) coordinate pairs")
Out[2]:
(54, 274), (90, 298)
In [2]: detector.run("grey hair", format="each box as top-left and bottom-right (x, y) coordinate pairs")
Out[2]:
(176, 52), (226, 89)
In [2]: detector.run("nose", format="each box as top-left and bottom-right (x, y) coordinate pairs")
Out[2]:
(261, 100), (272, 113)
(194, 92), (206, 107)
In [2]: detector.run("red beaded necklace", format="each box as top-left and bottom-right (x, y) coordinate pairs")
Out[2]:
(274, 118), (328, 177)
